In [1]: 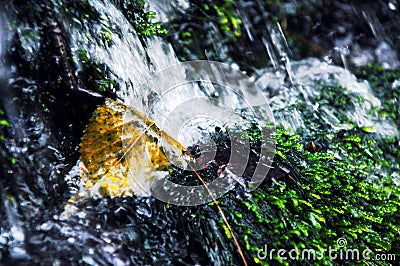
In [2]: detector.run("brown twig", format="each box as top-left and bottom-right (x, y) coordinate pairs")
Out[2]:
(188, 164), (248, 266)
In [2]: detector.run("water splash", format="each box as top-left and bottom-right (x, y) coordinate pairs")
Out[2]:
(1, 0), (399, 265)
(57, 0), (181, 113)
(257, 58), (398, 137)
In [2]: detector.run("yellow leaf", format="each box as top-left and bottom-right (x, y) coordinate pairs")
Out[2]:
(71, 98), (190, 201)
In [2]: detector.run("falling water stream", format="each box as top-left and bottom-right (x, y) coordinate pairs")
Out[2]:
(0, 0), (399, 265)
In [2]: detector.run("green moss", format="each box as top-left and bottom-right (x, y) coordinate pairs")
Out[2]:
(115, 0), (168, 36)
(211, 0), (242, 39)
(75, 49), (118, 93)
(213, 65), (399, 264)
(0, 119), (10, 127)
(172, 0), (242, 40)
(237, 125), (399, 264)
(220, 219), (232, 239)
(100, 25), (113, 47)
(353, 64), (400, 128)
(316, 85), (354, 108)
(164, 0), (245, 63)
(0, 109), (9, 142)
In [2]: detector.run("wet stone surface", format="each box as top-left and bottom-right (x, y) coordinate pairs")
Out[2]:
(1, 0), (399, 265)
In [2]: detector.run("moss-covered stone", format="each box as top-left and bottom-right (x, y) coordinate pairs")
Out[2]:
(212, 64), (400, 265)
(211, 123), (398, 264)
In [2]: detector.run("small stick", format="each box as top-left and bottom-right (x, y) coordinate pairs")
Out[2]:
(188, 164), (248, 266)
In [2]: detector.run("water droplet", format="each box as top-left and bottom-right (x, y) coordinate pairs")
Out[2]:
(103, 244), (116, 253)
(136, 204), (152, 218)
(82, 255), (96, 265)
(40, 222), (53, 231)
(0, 236), (8, 245)
(388, 2), (397, 10)
(10, 225), (24, 241)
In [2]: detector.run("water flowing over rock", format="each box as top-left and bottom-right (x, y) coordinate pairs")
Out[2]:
(1, 0), (399, 265)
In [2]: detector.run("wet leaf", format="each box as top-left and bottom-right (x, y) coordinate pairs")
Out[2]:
(73, 98), (188, 200)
